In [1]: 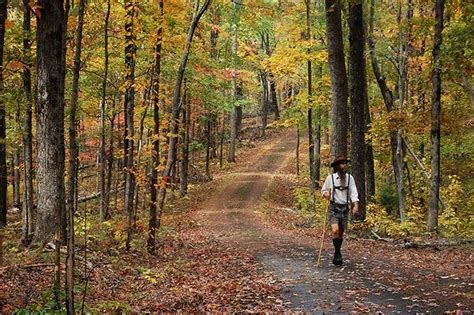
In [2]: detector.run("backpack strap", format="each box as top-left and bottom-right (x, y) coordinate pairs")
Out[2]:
(346, 173), (351, 205)
(331, 173), (335, 203)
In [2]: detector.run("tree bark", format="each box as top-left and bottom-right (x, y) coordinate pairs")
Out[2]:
(259, 70), (268, 136)
(180, 81), (190, 197)
(268, 72), (279, 120)
(368, 0), (405, 220)
(0, 0), (7, 227)
(349, 0), (367, 219)
(326, 0), (348, 159)
(228, 1), (239, 162)
(13, 151), (21, 208)
(21, 0), (35, 244)
(205, 117), (212, 180)
(156, 0), (210, 238)
(100, 0), (111, 221)
(66, 0), (85, 310)
(33, 0), (67, 245)
(305, 0), (316, 210)
(428, 0), (445, 232)
(124, 0), (137, 251)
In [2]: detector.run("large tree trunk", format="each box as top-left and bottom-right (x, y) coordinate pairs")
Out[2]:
(349, 0), (367, 219)
(428, 0), (445, 232)
(326, 0), (348, 159)
(100, 0), (111, 221)
(33, 0), (66, 245)
(0, 0), (7, 227)
(124, 0), (137, 251)
(21, 0), (34, 243)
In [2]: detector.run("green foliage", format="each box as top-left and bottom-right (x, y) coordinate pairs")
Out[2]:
(190, 140), (204, 152)
(91, 301), (132, 313)
(439, 175), (473, 238)
(14, 288), (66, 314)
(294, 187), (312, 213)
(378, 182), (398, 215)
(366, 175), (474, 238)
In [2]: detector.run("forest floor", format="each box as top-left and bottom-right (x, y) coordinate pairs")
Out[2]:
(1, 127), (473, 313)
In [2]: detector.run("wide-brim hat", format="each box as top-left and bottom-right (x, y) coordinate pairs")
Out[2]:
(330, 155), (351, 168)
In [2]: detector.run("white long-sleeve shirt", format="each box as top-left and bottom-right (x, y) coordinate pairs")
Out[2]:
(321, 172), (359, 204)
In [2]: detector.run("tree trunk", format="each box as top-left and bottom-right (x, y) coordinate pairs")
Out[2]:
(259, 70), (268, 136)
(22, 0), (34, 243)
(368, 0), (405, 220)
(100, 0), (111, 221)
(0, 0), (7, 227)
(428, 0), (445, 232)
(268, 72), (279, 120)
(105, 109), (115, 217)
(296, 126), (300, 176)
(33, 0), (67, 245)
(349, 0), (367, 219)
(305, 0), (316, 210)
(124, 0), (137, 251)
(180, 81), (190, 197)
(156, 0), (210, 239)
(219, 111), (225, 168)
(66, 0), (84, 311)
(206, 118), (212, 179)
(228, 1), (239, 162)
(13, 151), (21, 208)
(326, 0), (348, 159)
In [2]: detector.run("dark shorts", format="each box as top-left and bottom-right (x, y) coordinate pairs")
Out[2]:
(329, 203), (349, 230)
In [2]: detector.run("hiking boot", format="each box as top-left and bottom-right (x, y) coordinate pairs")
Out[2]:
(332, 238), (343, 266)
(333, 251), (343, 266)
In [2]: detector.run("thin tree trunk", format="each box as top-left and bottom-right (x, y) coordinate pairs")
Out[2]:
(100, 0), (111, 221)
(205, 118), (211, 179)
(124, 0), (137, 251)
(148, 0), (164, 254)
(228, 1), (239, 162)
(66, 0), (85, 311)
(326, 0), (348, 159)
(296, 126), (300, 176)
(180, 80), (190, 196)
(22, 0), (35, 243)
(259, 70), (268, 136)
(133, 99), (150, 221)
(305, 0), (316, 210)
(13, 151), (21, 208)
(368, 0), (405, 220)
(156, 0), (210, 236)
(0, 0), (7, 227)
(219, 111), (225, 168)
(428, 0), (445, 232)
(105, 109), (115, 217)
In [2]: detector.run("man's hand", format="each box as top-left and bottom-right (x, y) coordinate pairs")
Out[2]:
(352, 202), (360, 219)
(324, 189), (332, 201)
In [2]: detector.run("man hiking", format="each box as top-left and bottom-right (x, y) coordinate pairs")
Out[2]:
(321, 156), (359, 265)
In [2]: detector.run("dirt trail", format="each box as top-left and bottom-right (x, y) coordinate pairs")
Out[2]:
(196, 129), (473, 313)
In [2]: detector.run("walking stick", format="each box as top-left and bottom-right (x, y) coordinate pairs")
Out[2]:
(316, 198), (330, 267)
